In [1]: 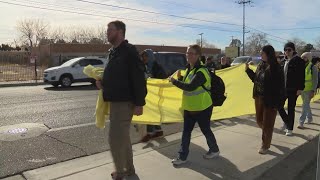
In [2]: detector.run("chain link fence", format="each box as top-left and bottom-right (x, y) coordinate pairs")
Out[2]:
(0, 52), (47, 84)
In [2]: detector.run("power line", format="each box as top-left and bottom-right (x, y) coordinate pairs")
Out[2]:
(0, 0), (242, 33)
(73, 0), (243, 27)
(265, 26), (320, 31)
(14, 0), (241, 34)
(246, 26), (289, 42)
(76, 0), (293, 43)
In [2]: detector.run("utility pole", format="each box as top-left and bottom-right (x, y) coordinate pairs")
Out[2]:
(199, 33), (203, 48)
(236, 0), (253, 56)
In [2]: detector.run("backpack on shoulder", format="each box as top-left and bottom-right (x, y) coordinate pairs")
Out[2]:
(196, 66), (227, 106)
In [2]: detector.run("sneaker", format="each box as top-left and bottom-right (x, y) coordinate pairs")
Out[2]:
(306, 119), (313, 124)
(203, 151), (220, 159)
(280, 124), (287, 132)
(286, 130), (293, 136)
(140, 134), (152, 143)
(151, 131), (164, 139)
(297, 123), (304, 129)
(171, 158), (187, 165)
(258, 148), (268, 154)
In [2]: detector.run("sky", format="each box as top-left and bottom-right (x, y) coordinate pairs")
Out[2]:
(0, 0), (320, 51)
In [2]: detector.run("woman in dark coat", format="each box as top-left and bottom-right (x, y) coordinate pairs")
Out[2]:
(245, 45), (285, 154)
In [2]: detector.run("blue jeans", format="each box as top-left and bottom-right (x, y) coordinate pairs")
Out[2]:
(179, 106), (219, 160)
(299, 91), (313, 123)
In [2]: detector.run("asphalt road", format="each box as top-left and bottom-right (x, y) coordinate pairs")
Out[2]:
(0, 84), (183, 178)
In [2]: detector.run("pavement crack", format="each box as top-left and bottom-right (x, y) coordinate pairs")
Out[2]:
(44, 134), (88, 155)
(43, 123), (51, 130)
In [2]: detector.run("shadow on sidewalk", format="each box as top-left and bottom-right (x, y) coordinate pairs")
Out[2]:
(145, 137), (292, 180)
(156, 140), (242, 179)
(44, 85), (97, 91)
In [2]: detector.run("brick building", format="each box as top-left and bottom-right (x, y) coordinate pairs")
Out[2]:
(37, 43), (221, 67)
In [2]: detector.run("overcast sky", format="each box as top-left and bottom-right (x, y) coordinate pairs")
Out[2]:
(0, 0), (319, 51)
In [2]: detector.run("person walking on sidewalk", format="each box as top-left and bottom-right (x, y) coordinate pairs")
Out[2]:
(220, 56), (231, 69)
(169, 44), (220, 165)
(298, 52), (319, 128)
(246, 45), (285, 154)
(139, 49), (164, 142)
(278, 42), (305, 136)
(96, 20), (147, 180)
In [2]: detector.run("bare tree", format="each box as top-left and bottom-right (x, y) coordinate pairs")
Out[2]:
(97, 26), (107, 44)
(289, 38), (306, 55)
(66, 26), (106, 44)
(16, 19), (49, 50)
(315, 37), (320, 50)
(196, 39), (217, 49)
(245, 33), (269, 56)
(49, 27), (65, 43)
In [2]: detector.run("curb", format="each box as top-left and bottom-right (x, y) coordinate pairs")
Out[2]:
(257, 134), (319, 180)
(0, 82), (45, 88)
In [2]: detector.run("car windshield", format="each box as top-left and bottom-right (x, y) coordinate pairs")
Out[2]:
(233, 57), (250, 64)
(61, 57), (83, 67)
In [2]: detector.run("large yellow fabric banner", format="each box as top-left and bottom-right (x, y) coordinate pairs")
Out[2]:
(132, 64), (320, 124)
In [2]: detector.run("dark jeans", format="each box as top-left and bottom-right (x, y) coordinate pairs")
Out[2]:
(147, 125), (162, 134)
(278, 91), (298, 131)
(179, 106), (219, 160)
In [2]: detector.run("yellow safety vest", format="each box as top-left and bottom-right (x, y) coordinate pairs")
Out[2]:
(304, 62), (313, 91)
(181, 67), (212, 111)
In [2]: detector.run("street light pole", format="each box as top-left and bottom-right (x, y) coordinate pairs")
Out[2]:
(236, 0), (252, 56)
(199, 33), (203, 48)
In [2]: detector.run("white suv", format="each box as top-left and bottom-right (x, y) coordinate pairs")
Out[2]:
(43, 57), (107, 87)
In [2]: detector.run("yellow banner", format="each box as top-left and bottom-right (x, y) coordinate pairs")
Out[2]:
(132, 64), (320, 124)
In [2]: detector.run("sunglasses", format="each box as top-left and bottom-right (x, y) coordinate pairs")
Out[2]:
(284, 48), (293, 52)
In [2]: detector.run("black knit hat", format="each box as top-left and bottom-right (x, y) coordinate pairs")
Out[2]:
(284, 42), (296, 51)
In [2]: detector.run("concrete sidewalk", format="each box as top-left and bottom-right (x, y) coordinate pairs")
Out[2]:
(4, 102), (320, 180)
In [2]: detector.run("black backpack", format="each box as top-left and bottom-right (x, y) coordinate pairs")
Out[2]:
(196, 67), (227, 106)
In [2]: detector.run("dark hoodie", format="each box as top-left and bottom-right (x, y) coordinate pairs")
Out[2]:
(280, 52), (305, 93)
(143, 49), (166, 79)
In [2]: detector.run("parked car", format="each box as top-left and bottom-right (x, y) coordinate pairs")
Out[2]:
(43, 57), (107, 87)
(147, 51), (187, 78)
(231, 56), (261, 66)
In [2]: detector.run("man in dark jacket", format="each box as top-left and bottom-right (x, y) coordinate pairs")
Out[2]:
(139, 49), (164, 142)
(96, 20), (147, 180)
(278, 42), (305, 136)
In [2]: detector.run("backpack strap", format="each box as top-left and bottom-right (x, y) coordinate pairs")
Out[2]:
(194, 66), (211, 92)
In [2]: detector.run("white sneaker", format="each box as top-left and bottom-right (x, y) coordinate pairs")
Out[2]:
(258, 148), (268, 155)
(297, 123), (304, 129)
(306, 120), (313, 124)
(280, 124), (287, 132)
(171, 158), (187, 165)
(286, 130), (293, 136)
(203, 151), (220, 159)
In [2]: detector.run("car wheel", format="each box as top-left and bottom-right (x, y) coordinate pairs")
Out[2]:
(60, 75), (72, 87)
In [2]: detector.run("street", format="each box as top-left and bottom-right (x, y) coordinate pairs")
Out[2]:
(0, 84), (183, 178)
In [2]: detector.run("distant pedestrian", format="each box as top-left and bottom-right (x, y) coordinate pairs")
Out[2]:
(96, 20), (147, 180)
(139, 49), (164, 142)
(205, 56), (216, 71)
(278, 42), (305, 136)
(200, 55), (206, 65)
(246, 45), (285, 154)
(298, 52), (318, 128)
(220, 56), (231, 69)
(169, 44), (220, 165)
